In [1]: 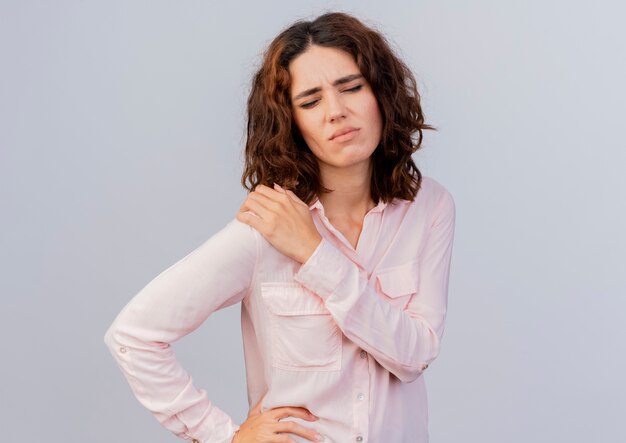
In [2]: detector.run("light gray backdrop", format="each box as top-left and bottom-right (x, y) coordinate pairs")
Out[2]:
(1, 0), (624, 442)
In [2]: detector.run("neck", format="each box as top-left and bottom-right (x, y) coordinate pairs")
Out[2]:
(317, 159), (375, 221)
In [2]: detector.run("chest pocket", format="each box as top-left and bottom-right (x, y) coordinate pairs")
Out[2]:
(373, 259), (420, 311)
(260, 282), (342, 371)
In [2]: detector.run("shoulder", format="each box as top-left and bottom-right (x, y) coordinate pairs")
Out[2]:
(397, 176), (455, 225)
(420, 175), (454, 201)
(220, 214), (261, 246)
(420, 176), (455, 225)
(398, 175), (454, 208)
(194, 214), (260, 260)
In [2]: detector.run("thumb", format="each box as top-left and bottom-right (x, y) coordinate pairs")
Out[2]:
(248, 397), (263, 418)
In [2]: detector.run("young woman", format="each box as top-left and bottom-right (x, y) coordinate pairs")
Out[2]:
(105, 11), (456, 443)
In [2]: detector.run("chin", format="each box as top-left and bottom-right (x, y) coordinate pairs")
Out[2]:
(332, 154), (373, 169)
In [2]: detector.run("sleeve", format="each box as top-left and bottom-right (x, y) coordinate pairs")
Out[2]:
(103, 217), (259, 443)
(292, 191), (456, 383)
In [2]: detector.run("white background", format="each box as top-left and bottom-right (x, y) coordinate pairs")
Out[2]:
(1, 1), (624, 441)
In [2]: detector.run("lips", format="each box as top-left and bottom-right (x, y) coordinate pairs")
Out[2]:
(329, 127), (359, 141)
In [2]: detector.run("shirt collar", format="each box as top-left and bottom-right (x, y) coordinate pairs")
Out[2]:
(308, 196), (390, 214)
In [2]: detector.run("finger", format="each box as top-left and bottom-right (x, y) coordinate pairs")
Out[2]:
(273, 183), (287, 193)
(256, 184), (294, 211)
(273, 421), (323, 442)
(254, 183), (286, 203)
(284, 189), (307, 207)
(270, 407), (319, 422)
(236, 210), (263, 232)
(241, 192), (279, 221)
(252, 188), (288, 211)
(271, 436), (298, 443)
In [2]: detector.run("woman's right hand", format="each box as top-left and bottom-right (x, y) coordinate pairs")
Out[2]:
(232, 398), (324, 442)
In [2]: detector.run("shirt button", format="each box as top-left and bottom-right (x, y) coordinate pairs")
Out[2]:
(192, 439), (199, 443)
(360, 350), (367, 358)
(356, 436), (363, 442)
(357, 393), (365, 401)
(421, 363), (429, 371)
(119, 346), (127, 353)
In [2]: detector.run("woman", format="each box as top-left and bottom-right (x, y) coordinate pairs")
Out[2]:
(104, 11), (456, 443)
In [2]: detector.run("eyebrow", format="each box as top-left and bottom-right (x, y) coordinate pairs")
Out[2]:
(292, 73), (364, 101)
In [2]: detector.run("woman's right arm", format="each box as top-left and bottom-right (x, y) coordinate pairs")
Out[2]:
(104, 216), (258, 443)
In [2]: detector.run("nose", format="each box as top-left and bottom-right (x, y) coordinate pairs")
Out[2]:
(325, 90), (347, 122)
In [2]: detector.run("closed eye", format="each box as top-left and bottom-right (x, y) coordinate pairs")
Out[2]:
(300, 100), (318, 109)
(345, 85), (363, 93)
(299, 84), (364, 109)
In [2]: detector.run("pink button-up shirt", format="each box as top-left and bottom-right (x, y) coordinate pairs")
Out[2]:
(104, 175), (456, 443)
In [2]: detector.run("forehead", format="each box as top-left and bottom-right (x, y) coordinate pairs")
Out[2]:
(288, 45), (360, 90)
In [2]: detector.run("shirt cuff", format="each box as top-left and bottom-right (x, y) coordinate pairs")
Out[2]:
(293, 236), (350, 300)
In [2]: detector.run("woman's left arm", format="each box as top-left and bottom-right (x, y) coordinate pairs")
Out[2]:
(293, 191), (456, 383)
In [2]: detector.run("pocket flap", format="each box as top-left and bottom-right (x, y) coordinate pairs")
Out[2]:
(375, 260), (419, 298)
(260, 282), (330, 315)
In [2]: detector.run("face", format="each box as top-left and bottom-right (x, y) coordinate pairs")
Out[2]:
(289, 45), (383, 173)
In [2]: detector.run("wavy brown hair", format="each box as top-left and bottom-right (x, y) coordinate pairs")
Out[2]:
(241, 11), (436, 205)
